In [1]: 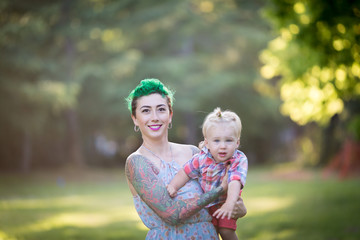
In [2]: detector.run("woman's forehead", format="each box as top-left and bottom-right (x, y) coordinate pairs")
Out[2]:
(137, 93), (168, 107)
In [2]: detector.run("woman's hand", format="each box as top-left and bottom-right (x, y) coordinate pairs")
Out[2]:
(220, 164), (230, 192)
(231, 197), (247, 218)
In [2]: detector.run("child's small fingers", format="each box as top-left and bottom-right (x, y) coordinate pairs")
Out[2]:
(213, 210), (221, 218)
(213, 210), (223, 219)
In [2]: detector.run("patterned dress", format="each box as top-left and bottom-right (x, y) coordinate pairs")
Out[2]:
(133, 158), (219, 240)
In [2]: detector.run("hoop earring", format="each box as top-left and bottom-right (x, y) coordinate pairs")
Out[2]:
(134, 125), (139, 132)
(168, 122), (172, 129)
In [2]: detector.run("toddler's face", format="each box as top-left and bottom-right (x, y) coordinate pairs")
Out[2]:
(205, 122), (239, 163)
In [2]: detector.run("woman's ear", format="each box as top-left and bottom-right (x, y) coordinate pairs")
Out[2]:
(169, 111), (173, 124)
(131, 115), (138, 127)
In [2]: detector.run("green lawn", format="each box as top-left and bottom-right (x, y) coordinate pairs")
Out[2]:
(0, 167), (359, 240)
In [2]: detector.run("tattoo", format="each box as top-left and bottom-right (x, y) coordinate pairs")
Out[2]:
(125, 153), (224, 225)
(190, 145), (200, 156)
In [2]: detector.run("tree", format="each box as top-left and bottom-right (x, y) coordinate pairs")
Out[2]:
(260, 0), (360, 166)
(0, 0), (292, 170)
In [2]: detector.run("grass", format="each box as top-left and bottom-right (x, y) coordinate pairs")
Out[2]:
(0, 167), (359, 240)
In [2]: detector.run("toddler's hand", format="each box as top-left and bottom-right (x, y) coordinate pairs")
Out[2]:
(213, 202), (234, 220)
(166, 184), (177, 197)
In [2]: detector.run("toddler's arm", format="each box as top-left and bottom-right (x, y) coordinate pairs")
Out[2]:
(213, 180), (241, 220)
(167, 168), (191, 197)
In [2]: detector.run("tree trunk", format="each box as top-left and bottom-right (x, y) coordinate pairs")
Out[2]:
(65, 109), (85, 167)
(61, 0), (84, 167)
(184, 111), (197, 145)
(20, 130), (32, 172)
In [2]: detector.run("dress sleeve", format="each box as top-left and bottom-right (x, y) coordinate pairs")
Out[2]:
(125, 154), (224, 226)
(228, 151), (248, 188)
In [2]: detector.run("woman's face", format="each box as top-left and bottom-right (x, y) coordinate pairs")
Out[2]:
(132, 93), (173, 139)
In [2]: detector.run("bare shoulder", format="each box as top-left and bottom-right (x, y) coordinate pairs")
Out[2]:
(170, 142), (200, 165)
(125, 151), (142, 166)
(125, 151), (159, 177)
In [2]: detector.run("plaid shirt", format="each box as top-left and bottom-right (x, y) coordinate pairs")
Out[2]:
(183, 147), (248, 207)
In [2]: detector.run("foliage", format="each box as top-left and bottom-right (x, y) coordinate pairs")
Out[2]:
(260, 0), (360, 134)
(0, 0), (291, 169)
(0, 168), (359, 239)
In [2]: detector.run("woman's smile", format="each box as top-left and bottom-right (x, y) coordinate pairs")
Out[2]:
(148, 124), (162, 131)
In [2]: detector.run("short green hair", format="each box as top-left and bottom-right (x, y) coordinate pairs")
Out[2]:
(126, 78), (175, 115)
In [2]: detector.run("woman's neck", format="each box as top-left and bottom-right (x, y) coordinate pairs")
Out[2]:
(141, 137), (171, 155)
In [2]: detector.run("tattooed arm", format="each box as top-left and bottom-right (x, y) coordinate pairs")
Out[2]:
(125, 153), (226, 226)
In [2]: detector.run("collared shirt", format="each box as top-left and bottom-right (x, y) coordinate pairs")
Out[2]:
(183, 147), (248, 207)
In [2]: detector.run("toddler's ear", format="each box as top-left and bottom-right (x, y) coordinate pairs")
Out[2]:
(204, 139), (209, 148)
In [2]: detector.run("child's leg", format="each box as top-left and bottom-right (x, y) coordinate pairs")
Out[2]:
(217, 217), (238, 240)
(219, 227), (238, 240)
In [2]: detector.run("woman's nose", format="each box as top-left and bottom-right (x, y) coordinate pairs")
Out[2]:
(150, 111), (159, 121)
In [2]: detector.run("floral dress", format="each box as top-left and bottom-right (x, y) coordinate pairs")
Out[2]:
(133, 159), (219, 240)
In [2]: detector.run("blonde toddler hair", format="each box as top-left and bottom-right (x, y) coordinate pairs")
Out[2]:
(199, 107), (242, 149)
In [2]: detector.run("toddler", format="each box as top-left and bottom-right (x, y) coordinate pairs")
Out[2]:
(167, 107), (248, 240)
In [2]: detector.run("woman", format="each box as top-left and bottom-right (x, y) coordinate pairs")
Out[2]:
(125, 79), (246, 239)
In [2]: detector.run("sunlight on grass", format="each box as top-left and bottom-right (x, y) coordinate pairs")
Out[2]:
(0, 231), (17, 240)
(246, 197), (295, 216)
(253, 229), (296, 240)
(2, 195), (87, 210)
(21, 213), (113, 231)
(15, 205), (140, 232)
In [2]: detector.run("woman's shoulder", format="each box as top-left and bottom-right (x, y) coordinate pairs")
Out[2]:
(125, 150), (160, 175)
(126, 150), (142, 161)
(170, 142), (200, 155)
(125, 150), (148, 168)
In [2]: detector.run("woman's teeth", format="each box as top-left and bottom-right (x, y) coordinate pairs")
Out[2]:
(149, 125), (161, 131)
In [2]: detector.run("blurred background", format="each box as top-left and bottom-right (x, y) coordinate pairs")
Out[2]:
(0, 0), (360, 239)
(1, 0), (359, 173)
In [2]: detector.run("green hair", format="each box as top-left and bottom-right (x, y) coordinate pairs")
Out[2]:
(126, 78), (175, 115)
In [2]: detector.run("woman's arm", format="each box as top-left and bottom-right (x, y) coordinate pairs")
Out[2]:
(125, 154), (225, 225)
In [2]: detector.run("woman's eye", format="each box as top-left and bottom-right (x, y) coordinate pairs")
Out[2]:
(158, 107), (166, 112)
(141, 109), (150, 113)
